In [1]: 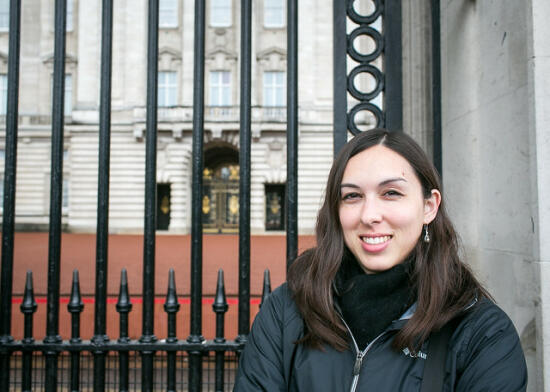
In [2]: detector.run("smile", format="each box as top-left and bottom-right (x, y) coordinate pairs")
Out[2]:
(360, 235), (392, 245)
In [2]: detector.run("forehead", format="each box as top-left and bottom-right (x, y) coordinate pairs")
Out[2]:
(341, 145), (418, 184)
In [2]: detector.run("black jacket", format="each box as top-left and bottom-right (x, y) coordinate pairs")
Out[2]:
(234, 284), (527, 392)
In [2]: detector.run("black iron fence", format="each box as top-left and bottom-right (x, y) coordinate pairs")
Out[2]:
(0, 0), (415, 391)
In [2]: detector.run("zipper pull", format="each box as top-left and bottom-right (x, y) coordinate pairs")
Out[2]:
(352, 353), (363, 376)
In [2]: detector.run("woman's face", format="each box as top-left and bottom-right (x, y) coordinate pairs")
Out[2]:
(338, 145), (440, 274)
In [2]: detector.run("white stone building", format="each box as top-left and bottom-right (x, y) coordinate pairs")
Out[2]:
(1, 0), (550, 391)
(0, 0), (335, 235)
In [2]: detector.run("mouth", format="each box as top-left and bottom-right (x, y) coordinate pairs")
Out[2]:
(360, 235), (392, 245)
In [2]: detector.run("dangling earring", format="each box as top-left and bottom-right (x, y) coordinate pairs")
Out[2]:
(423, 224), (430, 243)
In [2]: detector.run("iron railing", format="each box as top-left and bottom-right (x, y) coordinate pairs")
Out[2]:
(0, 0), (411, 391)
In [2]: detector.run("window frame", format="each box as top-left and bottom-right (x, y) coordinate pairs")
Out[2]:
(0, 74), (7, 115)
(265, 183), (285, 231)
(159, 0), (179, 28)
(64, 74), (73, 116)
(210, 0), (232, 27)
(209, 71), (232, 106)
(263, 71), (285, 107)
(264, 0), (285, 28)
(158, 71), (178, 107)
(66, 0), (74, 32)
(0, 0), (8, 32)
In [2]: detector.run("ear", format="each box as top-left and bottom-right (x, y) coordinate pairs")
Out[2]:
(423, 189), (441, 224)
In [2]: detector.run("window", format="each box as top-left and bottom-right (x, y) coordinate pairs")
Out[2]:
(160, 0), (178, 28)
(209, 71), (231, 106)
(210, 0), (231, 27)
(263, 71), (285, 107)
(62, 150), (69, 209)
(0, 0), (8, 31)
(64, 74), (72, 115)
(0, 74), (6, 115)
(62, 178), (69, 209)
(0, 150), (4, 208)
(51, 74), (73, 115)
(66, 0), (74, 31)
(264, 0), (284, 28)
(158, 71), (177, 107)
(157, 183), (171, 230)
(265, 184), (285, 231)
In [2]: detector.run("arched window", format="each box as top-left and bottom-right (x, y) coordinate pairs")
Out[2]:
(202, 143), (239, 233)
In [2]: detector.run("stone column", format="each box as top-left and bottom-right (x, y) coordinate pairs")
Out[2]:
(402, 0), (433, 153)
(529, 0), (550, 389)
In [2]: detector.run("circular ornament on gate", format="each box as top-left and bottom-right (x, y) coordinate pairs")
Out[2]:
(348, 26), (383, 63)
(347, 0), (382, 25)
(348, 102), (384, 135)
(347, 64), (384, 101)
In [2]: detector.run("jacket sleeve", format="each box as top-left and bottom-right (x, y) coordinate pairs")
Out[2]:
(454, 301), (527, 392)
(233, 285), (289, 392)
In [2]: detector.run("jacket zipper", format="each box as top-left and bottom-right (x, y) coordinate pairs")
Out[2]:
(340, 317), (386, 392)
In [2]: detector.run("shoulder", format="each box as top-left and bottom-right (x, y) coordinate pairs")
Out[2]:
(260, 283), (303, 328)
(449, 298), (527, 391)
(454, 298), (519, 351)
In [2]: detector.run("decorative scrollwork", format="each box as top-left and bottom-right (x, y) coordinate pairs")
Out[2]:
(346, 0), (385, 130)
(347, 64), (384, 101)
(348, 102), (384, 135)
(347, 0), (382, 25)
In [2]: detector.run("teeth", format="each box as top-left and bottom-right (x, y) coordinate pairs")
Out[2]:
(362, 235), (390, 245)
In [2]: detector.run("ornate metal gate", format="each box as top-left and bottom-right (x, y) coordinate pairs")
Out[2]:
(0, 0), (434, 391)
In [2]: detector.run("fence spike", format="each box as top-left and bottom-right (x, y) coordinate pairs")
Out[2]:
(260, 269), (272, 308)
(20, 271), (37, 314)
(212, 269), (228, 314)
(164, 268), (180, 314)
(67, 269), (84, 314)
(116, 268), (132, 314)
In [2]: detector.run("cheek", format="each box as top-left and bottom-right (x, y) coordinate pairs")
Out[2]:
(388, 203), (425, 232)
(338, 206), (356, 230)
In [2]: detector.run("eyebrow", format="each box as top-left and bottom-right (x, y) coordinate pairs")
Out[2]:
(340, 177), (407, 189)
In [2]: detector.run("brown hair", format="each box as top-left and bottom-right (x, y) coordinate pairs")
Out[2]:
(287, 128), (488, 351)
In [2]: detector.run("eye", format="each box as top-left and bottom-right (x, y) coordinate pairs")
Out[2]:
(382, 189), (403, 198)
(341, 192), (361, 201)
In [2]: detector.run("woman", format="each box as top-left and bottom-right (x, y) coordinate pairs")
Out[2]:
(234, 129), (527, 391)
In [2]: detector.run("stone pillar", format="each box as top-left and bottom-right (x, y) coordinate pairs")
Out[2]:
(528, 0), (550, 389)
(441, 1), (537, 389)
(401, 0), (433, 153)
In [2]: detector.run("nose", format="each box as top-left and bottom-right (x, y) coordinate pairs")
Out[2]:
(360, 198), (382, 226)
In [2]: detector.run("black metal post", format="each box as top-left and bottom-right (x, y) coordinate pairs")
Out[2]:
(431, 0), (442, 176)
(116, 269), (132, 392)
(164, 269), (180, 392)
(188, 0), (206, 390)
(141, 0), (160, 390)
(286, 0), (298, 268)
(20, 271), (37, 392)
(260, 269), (272, 308)
(383, 0), (403, 131)
(213, 270), (228, 392)
(68, 270), (84, 392)
(45, 1), (67, 391)
(93, 1), (114, 390)
(333, 0), (348, 155)
(237, 0), (252, 342)
(0, 0), (22, 388)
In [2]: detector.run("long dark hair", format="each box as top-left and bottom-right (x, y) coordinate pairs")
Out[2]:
(287, 128), (488, 351)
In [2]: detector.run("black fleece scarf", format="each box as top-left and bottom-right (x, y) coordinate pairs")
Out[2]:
(335, 249), (415, 350)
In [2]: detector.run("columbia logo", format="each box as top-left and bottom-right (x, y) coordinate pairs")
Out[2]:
(402, 347), (427, 359)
